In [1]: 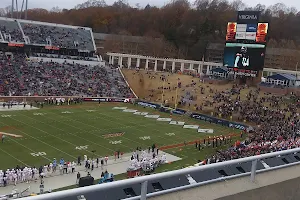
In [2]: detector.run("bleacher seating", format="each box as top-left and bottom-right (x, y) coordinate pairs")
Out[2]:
(0, 17), (94, 51)
(0, 52), (134, 97)
(0, 19), (24, 43)
(20, 22), (94, 50)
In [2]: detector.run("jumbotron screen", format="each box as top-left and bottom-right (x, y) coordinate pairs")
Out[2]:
(223, 43), (266, 71)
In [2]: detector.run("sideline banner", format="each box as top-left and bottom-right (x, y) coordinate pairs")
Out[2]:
(136, 101), (247, 130)
(137, 101), (160, 109)
(83, 97), (132, 102)
(190, 113), (247, 130)
(136, 100), (186, 115)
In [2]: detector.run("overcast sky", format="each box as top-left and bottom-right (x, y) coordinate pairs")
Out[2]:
(1, 0), (299, 11)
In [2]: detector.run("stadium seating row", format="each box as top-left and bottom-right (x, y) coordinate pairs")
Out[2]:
(0, 18), (94, 51)
(0, 52), (134, 97)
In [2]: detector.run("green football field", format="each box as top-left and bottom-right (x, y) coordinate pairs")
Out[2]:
(0, 103), (241, 171)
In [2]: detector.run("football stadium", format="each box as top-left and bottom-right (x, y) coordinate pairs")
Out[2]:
(1, 0), (300, 200)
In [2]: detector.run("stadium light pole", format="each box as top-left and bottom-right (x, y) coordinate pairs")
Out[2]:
(11, 0), (14, 18)
(25, 0), (28, 19)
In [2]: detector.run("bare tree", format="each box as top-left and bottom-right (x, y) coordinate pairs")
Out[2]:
(75, 0), (107, 9)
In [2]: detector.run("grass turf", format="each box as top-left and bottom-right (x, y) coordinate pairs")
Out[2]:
(0, 102), (241, 171)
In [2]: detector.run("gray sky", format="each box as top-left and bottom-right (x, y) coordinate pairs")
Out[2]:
(1, 0), (299, 11)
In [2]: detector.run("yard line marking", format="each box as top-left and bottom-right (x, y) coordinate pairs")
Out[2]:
(77, 106), (178, 144)
(76, 107), (207, 149)
(0, 121), (52, 162)
(45, 109), (149, 149)
(96, 110), (196, 144)
(19, 112), (114, 154)
(110, 107), (236, 142)
(2, 118), (77, 160)
(0, 147), (29, 166)
(16, 113), (109, 156)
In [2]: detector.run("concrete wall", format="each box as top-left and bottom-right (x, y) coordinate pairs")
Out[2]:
(29, 57), (105, 66)
(217, 177), (300, 200)
(149, 164), (300, 200)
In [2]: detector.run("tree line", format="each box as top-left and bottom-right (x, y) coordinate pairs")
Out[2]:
(1, 0), (300, 60)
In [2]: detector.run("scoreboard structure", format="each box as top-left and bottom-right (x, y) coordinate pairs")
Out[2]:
(223, 11), (268, 77)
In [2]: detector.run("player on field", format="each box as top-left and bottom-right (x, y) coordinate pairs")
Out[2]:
(1, 134), (5, 143)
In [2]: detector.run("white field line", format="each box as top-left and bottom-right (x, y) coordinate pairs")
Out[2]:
(108, 107), (232, 141)
(72, 107), (199, 148)
(2, 117), (77, 160)
(93, 108), (198, 144)
(18, 112), (116, 154)
(0, 147), (29, 166)
(77, 106), (179, 144)
(0, 121), (52, 162)
(43, 109), (147, 149)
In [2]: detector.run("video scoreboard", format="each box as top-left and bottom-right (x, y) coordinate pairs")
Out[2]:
(224, 11), (268, 77)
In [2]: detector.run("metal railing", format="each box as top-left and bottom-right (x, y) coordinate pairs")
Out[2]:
(20, 147), (300, 200)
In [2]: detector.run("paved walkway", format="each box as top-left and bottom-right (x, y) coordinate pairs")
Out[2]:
(0, 151), (181, 195)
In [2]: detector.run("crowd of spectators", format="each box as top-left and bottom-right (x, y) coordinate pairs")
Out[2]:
(0, 52), (134, 98)
(0, 19), (94, 51)
(21, 23), (94, 50)
(206, 86), (300, 163)
(0, 20), (24, 43)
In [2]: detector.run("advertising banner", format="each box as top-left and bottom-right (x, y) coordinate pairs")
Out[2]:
(190, 112), (247, 130)
(245, 32), (256, 40)
(8, 43), (24, 47)
(83, 97), (131, 102)
(246, 24), (258, 32)
(235, 32), (246, 40)
(236, 24), (247, 32)
(237, 11), (260, 24)
(172, 108), (187, 115)
(256, 23), (269, 43)
(226, 22), (237, 42)
(137, 101), (160, 109)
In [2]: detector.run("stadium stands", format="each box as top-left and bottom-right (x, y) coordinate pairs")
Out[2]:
(0, 19), (24, 43)
(0, 17), (95, 52)
(20, 22), (94, 50)
(0, 17), (134, 98)
(0, 52), (134, 97)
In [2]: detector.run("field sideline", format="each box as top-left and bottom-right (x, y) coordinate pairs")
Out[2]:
(0, 103), (241, 170)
